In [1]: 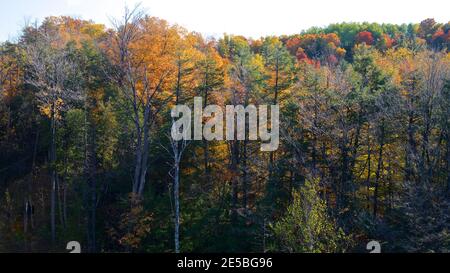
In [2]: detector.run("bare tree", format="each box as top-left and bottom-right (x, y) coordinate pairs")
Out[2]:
(109, 5), (175, 200)
(165, 133), (188, 253)
(24, 27), (79, 244)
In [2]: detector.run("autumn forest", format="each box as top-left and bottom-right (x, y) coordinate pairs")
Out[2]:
(0, 6), (450, 253)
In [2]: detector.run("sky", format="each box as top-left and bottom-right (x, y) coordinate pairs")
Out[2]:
(0, 0), (449, 42)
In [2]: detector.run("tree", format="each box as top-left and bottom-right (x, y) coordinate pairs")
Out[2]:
(23, 26), (80, 244)
(261, 36), (295, 190)
(355, 31), (375, 45)
(2, 13), (450, 253)
(196, 43), (225, 184)
(227, 46), (265, 217)
(270, 179), (350, 253)
(418, 18), (438, 43)
(109, 6), (178, 199)
(389, 179), (450, 252)
(166, 31), (201, 253)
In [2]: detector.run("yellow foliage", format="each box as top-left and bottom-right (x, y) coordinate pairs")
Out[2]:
(38, 98), (64, 120)
(108, 194), (153, 251)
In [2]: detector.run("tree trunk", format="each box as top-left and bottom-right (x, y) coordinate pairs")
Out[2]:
(57, 175), (64, 228)
(373, 123), (385, 218)
(25, 127), (39, 238)
(366, 125), (371, 211)
(174, 160), (180, 253)
(50, 102), (57, 245)
(269, 57), (279, 178)
(446, 132), (450, 193)
(84, 97), (98, 252)
(405, 108), (416, 182)
(203, 87), (210, 183)
(242, 139), (248, 210)
(230, 140), (239, 222)
(138, 117), (150, 197)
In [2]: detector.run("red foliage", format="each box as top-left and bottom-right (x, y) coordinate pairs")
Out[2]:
(296, 48), (321, 67)
(432, 29), (445, 42)
(286, 37), (301, 55)
(296, 48), (312, 63)
(289, 33), (344, 65)
(327, 54), (338, 65)
(431, 28), (450, 48)
(356, 31), (374, 45)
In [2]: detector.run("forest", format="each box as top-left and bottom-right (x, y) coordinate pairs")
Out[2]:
(0, 7), (449, 253)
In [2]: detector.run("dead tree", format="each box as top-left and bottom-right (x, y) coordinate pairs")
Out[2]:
(24, 29), (79, 244)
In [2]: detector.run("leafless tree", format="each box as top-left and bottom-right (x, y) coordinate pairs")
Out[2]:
(23, 28), (79, 244)
(165, 133), (189, 253)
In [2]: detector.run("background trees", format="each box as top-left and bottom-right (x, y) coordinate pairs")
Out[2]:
(0, 14), (449, 253)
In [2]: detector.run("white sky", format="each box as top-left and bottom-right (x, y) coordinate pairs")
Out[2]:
(1, 0), (449, 41)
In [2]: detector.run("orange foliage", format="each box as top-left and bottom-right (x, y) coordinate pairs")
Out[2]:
(335, 47), (346, 58)
(324, 33), (341, 47)
(287, 33), (343, 64)
(286, 37), (301, 55)
(42, 16), (106, 46)
(382, 34), (394, 49)
(128, 17), (180, 102)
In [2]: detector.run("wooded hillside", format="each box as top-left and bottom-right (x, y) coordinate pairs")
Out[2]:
(0, 9), (449, 252)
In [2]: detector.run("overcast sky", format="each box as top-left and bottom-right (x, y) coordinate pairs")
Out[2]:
(1, 0), (449, 41)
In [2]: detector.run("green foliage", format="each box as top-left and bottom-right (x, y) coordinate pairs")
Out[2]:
(1, 15), (449, 253)
(270, 180), (351, 253)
